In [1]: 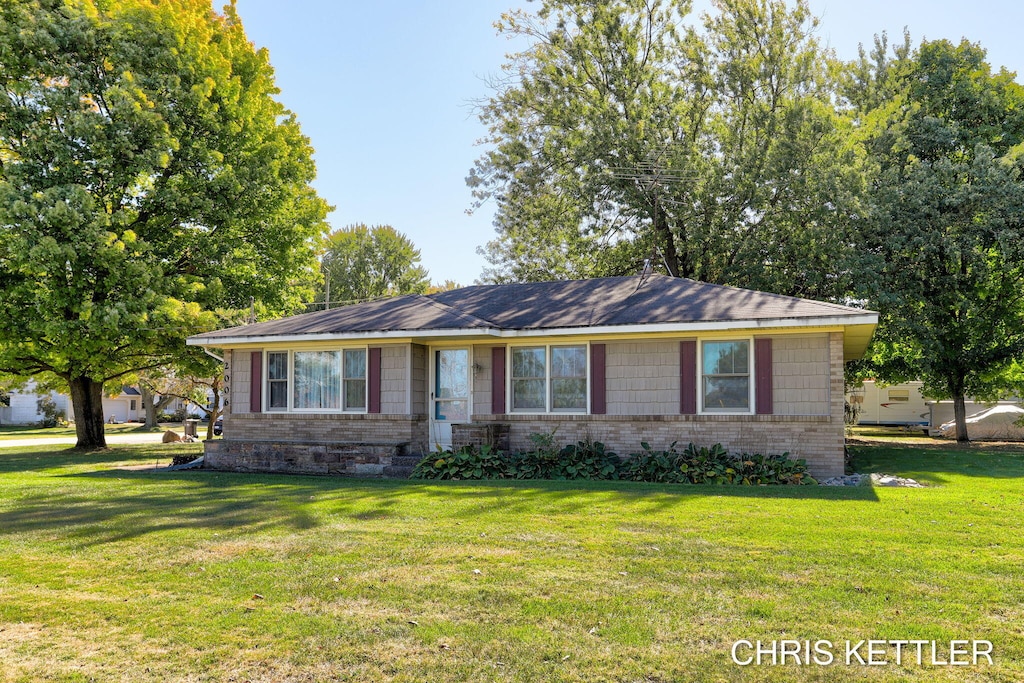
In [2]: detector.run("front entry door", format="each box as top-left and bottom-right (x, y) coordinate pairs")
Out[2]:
(431, 348), (470, 450)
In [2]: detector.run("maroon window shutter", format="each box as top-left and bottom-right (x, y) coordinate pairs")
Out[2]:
(368, 347), (382, 413)
(590, 343), (606, 414)
(249, 351), (262, 413)
(679, 340), (697, 414)
(755, 337), (773, 415)
(491, 346), (506, 414)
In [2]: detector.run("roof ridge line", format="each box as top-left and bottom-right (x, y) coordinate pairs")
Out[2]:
(416, 294), (499, 329)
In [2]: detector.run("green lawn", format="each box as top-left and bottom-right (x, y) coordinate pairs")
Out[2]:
(0, 440), (1022, 682)
(0, 423), (174, 441)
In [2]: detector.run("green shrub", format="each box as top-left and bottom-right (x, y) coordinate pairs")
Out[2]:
(506, 431), (561, 479)
(410, 444), (509, 480)
(511, 438), (620, 480)
(410, 437), (814, 485)
(621, 442), (688, 483)
(623, 442), (815, 485)
(36, 395), (67, 428)
(733, 452), (816, 485)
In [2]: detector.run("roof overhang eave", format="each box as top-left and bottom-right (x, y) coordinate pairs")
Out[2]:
(186, 313), (879, 348)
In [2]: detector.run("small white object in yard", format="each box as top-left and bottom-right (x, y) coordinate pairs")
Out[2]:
(618, 571), (628, 576)
(472, 569), (482, 575)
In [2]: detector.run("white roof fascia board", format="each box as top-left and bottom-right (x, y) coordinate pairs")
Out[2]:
(187, 313), (877, 348)
(185, 327), (505, 347)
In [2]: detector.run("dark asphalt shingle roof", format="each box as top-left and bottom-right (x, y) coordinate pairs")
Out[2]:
(191, 275), (872, 341)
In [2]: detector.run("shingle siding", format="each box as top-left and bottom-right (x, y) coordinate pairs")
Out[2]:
(411, 344), (427, 415)
(379, 344), (407, 415)
(606, 340), (679, 415)
(229, 349), (252, 415)
(772, 333), (830, 416)
(472, 345), (494, 414)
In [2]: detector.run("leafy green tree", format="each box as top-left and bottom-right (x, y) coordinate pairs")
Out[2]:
(0, 0), (330, 448)
(857, 39), (1024, 442)
(470, 0), (865, 300)
(318, 224), (430, 306)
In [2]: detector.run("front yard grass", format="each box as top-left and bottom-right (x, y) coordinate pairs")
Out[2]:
(0, 440), (1022, 681)
(0, 423), (175, 441)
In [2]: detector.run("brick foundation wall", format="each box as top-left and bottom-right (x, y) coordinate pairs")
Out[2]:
(470, 413), (843, 478)
(209, 413), (430, 475)
(204, 439), (410, 476)
(223, 412), (428, 447)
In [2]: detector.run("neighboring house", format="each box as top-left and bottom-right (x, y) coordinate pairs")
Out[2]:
(846, 380), (930, 426)
(187, 275), (878, 479)
(1, 382), (144, 425)
(64, 387), (143, 423)
(0, 380), (70, 425)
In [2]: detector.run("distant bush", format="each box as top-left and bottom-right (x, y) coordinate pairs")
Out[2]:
(36, 395), (67, 428)
(411, 436), (813, 485)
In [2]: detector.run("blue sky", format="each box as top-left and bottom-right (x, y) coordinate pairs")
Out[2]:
(232, 1), (1024, 286)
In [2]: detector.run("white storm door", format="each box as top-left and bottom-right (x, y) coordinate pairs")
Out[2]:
(431, 348), (470, 450)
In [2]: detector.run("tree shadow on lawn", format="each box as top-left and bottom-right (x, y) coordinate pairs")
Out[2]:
(0, 466), (885, 550)
(0, 443), (192, 473)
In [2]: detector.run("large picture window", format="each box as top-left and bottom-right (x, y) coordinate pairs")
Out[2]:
(511, 344), (587, 413)
(265, 348), (366, 412)
(293, 351), (341, 410)
(701, 340), (750, 412)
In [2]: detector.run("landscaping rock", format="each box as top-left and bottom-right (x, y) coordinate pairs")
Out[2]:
(820, 473), (924, 488)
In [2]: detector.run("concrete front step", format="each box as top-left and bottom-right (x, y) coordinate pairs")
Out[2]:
(383, 465), (416, 478)
(391, 455), (425, 467)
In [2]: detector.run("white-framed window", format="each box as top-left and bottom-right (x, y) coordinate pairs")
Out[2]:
(343, 349), (367, 411)
(510, 344), (588, 413)
(265, 348), (367, 413)
(700, 339), (752, 413)
(267, 351), (289, 410)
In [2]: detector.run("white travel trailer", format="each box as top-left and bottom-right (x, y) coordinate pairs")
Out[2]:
(847, 380), (930, 426)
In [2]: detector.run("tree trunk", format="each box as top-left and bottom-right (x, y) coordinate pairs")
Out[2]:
(141, 385), (175, 429)
(69, 375), (107, 449)
(205, 383), (221, 441)
(952, 392), (970, 444)
(141, 385), (158, 429)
